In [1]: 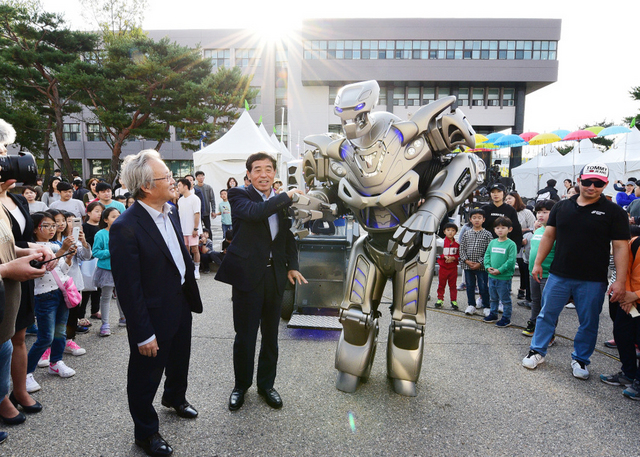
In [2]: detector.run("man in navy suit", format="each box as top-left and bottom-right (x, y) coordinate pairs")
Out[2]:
(216, 152), (306, 411)
(110, 150), (202, 457)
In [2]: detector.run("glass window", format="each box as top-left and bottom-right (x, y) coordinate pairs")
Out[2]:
(437, 87), (450, 99)
(329, 87), (340, 104)
(86, 123), (106, 142)
(422, 87), (435, 105)
(515, 50), (524, 60)
(275, 87), (287, 106)
(525, 41), (533, 50)
(549, 41), (557, 51)
(174, 127), (186, 141)
(503, 88), (515, 106)
(407, 87), (420, 106)
(378, 88), (386, 105)
(166, 160), (193, 178)
(487, 88), (500, 106)
(472, 88), (484, 106)
(393, 87), (405, 106)
(457, 88), (469, 106)
(236, 49), (260, 67)
(63, 123), (80, 142)
(89, 159), (112, 178)
(499, 50), (507, 60)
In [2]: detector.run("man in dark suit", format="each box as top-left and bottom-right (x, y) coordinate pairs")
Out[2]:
(216, 152), (306, 411)
(110, 150), (203, 457)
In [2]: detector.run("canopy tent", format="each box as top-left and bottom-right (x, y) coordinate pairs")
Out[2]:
(193, 111), (280, 194)
(512, 146), (563, 198)
(269, 132), (294, 184)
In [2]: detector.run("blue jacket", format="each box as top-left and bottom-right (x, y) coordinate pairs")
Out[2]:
(616, 191), (637, 208)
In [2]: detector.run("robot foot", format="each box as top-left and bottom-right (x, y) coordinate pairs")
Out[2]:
(336, 371), (360, 393)
(391, 379), (417, 397)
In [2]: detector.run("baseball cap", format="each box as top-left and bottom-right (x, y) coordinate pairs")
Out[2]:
(626, 181), (636, 186)
(488, 183), (507, 193)
(579, 162), (609, 183)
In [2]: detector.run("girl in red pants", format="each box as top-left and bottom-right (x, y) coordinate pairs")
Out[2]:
(436, 223), (460, 310)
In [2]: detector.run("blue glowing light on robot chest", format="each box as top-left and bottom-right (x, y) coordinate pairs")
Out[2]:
(361, 208), (400, 229)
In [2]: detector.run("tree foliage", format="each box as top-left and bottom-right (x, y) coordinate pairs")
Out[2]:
(64, 33), (212, 180)
(624, 86), (640, 128)
(0, 4), (98, 179)
(176, 66), (259, 151)
(80, 0), (148, 39)
(579, 120), (613, 151)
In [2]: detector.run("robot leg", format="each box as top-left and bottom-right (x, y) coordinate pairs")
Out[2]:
(387, 228), (438, 396)
(335, 235), (385, 393)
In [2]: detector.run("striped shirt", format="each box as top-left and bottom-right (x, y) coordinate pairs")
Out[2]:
(459, 228), (493, 271)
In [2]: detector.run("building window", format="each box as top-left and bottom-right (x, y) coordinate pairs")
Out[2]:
(63, 123), (80, 142)
(250, 87), (261, 105)
(275, 87), (287, 106)
(174, 127), (186, 141)
(487, 88), (500, 106)
(328, 124), (342, 134)
(89, 159), (112, 178)
(472, 88), (485, 106)
(407, 87), (420, 106)
(422, 87), (435, 105)
(457, 88), (469, 106)
(329, 86), (340, 104)
(502, 88), (515, 106)
(86, 123), (106, 142)
(166, 160), (193, 178)
(204, 49), (230, 69)
(236, 49), (260, 67)
(437, 87), (450, 99)
(393, 87), (405, 106)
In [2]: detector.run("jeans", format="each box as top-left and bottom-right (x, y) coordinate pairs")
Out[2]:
(464, 269), (489, 308)
(531, 274), (607, 364)
(488, 277), (513, 320)
(222, 224), (232, 239)
(529, 274), (548, 322)
(27, 289), (68, 373)
(0, 340), (13, 399)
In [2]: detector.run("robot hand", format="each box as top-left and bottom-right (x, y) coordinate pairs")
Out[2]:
(388, 211), (439, 268)
(289, 193), (338, 224)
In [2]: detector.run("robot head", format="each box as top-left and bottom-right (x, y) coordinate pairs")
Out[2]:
(438, 108), (476, 150)
(334, 80), (379, 140)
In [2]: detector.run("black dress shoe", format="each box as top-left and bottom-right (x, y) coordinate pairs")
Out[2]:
(135, 432), (173, 456)
(0, 411), (26, 425)
(228, 388), (245, 411)
(9, 392), (42, 414)
(257, 387), (283, 409)
(160, 397), (198, 419)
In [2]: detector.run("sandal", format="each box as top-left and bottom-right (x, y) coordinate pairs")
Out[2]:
(90, 313), (102, 320)
(78, 318), (92, 327)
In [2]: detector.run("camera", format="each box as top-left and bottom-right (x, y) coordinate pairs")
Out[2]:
(0, 152), (38, 185)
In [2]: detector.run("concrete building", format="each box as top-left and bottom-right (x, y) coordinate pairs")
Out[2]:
(51, 18), (561, 179)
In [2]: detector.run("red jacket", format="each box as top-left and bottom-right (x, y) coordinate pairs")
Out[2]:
(437, 237), (460, 270)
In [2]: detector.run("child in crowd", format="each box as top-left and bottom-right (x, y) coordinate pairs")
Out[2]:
(459, 208), (493, 316)
(92, 207), (125, 337)
(26, 212), (77, 384)
(217, 189), (232, 239)
(436, 222), (460, 310)
(79, 202), (104, 322)
(522, 200), (556, 338)
(22, 186), (48, 214)
(483, 217), (517, 327)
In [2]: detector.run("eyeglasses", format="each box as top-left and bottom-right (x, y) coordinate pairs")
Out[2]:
(152, 172), (173, 183)
(39, 224), (56, 229)
(580, 179), (606, 188)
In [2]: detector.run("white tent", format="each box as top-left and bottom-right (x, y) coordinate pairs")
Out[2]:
(269, 132), (294, 184)
(193, 111), (280, 194)
(512, 147), (563, 198)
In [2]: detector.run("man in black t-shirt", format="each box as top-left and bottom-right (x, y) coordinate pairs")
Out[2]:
(522, 162), (630, 380)
(482, 183), (523, 250)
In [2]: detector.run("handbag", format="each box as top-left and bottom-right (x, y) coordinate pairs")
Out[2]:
(80, 258), (99, 292)
(51, 269), (82, 309)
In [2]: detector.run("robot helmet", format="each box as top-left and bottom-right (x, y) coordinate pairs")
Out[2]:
(334, 80), (380, 139)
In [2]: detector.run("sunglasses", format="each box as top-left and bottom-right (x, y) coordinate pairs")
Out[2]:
(580, 178), (606, 188)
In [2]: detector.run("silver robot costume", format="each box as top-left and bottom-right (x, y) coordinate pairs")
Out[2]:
(290, 80), (485, 396)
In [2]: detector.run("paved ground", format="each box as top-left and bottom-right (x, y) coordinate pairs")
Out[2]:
(4, 227), (638, 456)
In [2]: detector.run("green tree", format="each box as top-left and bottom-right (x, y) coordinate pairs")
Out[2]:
(64, 33), (212, 180)
(80, 0), (147, 39)
(0, 89), (49, 154)
(0, 4), (99, 179)
(176, 66), (259, 151)
(624, 86), (640, 128)
(579, 120), (614, 151)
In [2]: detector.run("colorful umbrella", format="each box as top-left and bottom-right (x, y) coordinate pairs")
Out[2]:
(519, 132), (539, 142)
(563, 130), (596, 141)
(551, 129), (570, 139)
(485, 132), (504, 143)
(474, 134), (489, 144)
(585, 126), (604, 135)
(493, 134), (529, 148)
(529, 133), (562, 145)
(597, 125), (632, 137)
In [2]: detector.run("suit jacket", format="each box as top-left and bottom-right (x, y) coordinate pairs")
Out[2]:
(215, 185), (298, 296)
(110, 201), (202, 345)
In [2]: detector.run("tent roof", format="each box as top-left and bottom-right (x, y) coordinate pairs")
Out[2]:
(193, 111), (279, 166)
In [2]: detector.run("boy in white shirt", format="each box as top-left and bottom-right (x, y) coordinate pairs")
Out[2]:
(177, 178), (202, 279)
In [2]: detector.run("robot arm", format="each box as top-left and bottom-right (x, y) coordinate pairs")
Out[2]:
(289, 191), (338, 225)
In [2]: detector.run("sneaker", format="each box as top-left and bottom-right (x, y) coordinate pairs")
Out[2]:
(565, 303), (576, 309)
(76, 325), (90, 334)
(451, 301), (458, 311)
(498, 304), (504, 313)
(194, 267), (200, 280)
(600, 371), (633, 387)
(522, 350), (545, 369)
(457, 283), (466, 291)
(64, 340), (86, 356)
(483, 308), (491, 317)
(435, 299), (444, 308)
(118, 317), (127, 327)
(517, 290), (526, 300)
(48, 361), (76, 378)
(26, 373), (41, 393)
(522, 320), (535, 337)
(548, 336), (556, 347)
(25, 324), (38, 336)
(483, 313), (499, 323)
(604, 339), (617, 349)
(517, 300), (532, 309)
(495, 317), (511, 327)
(78, 318), (92, 327)
(623, 380), (640, 400)
(99, 324), (111, 337)
(37, 348), (51, 368)
(571, 360), (589, 380)
(476, 297), (483, 308)
(464, 305), (476, 315)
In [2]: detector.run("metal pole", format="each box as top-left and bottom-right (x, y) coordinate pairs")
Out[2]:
(280, 107), (285, 143)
